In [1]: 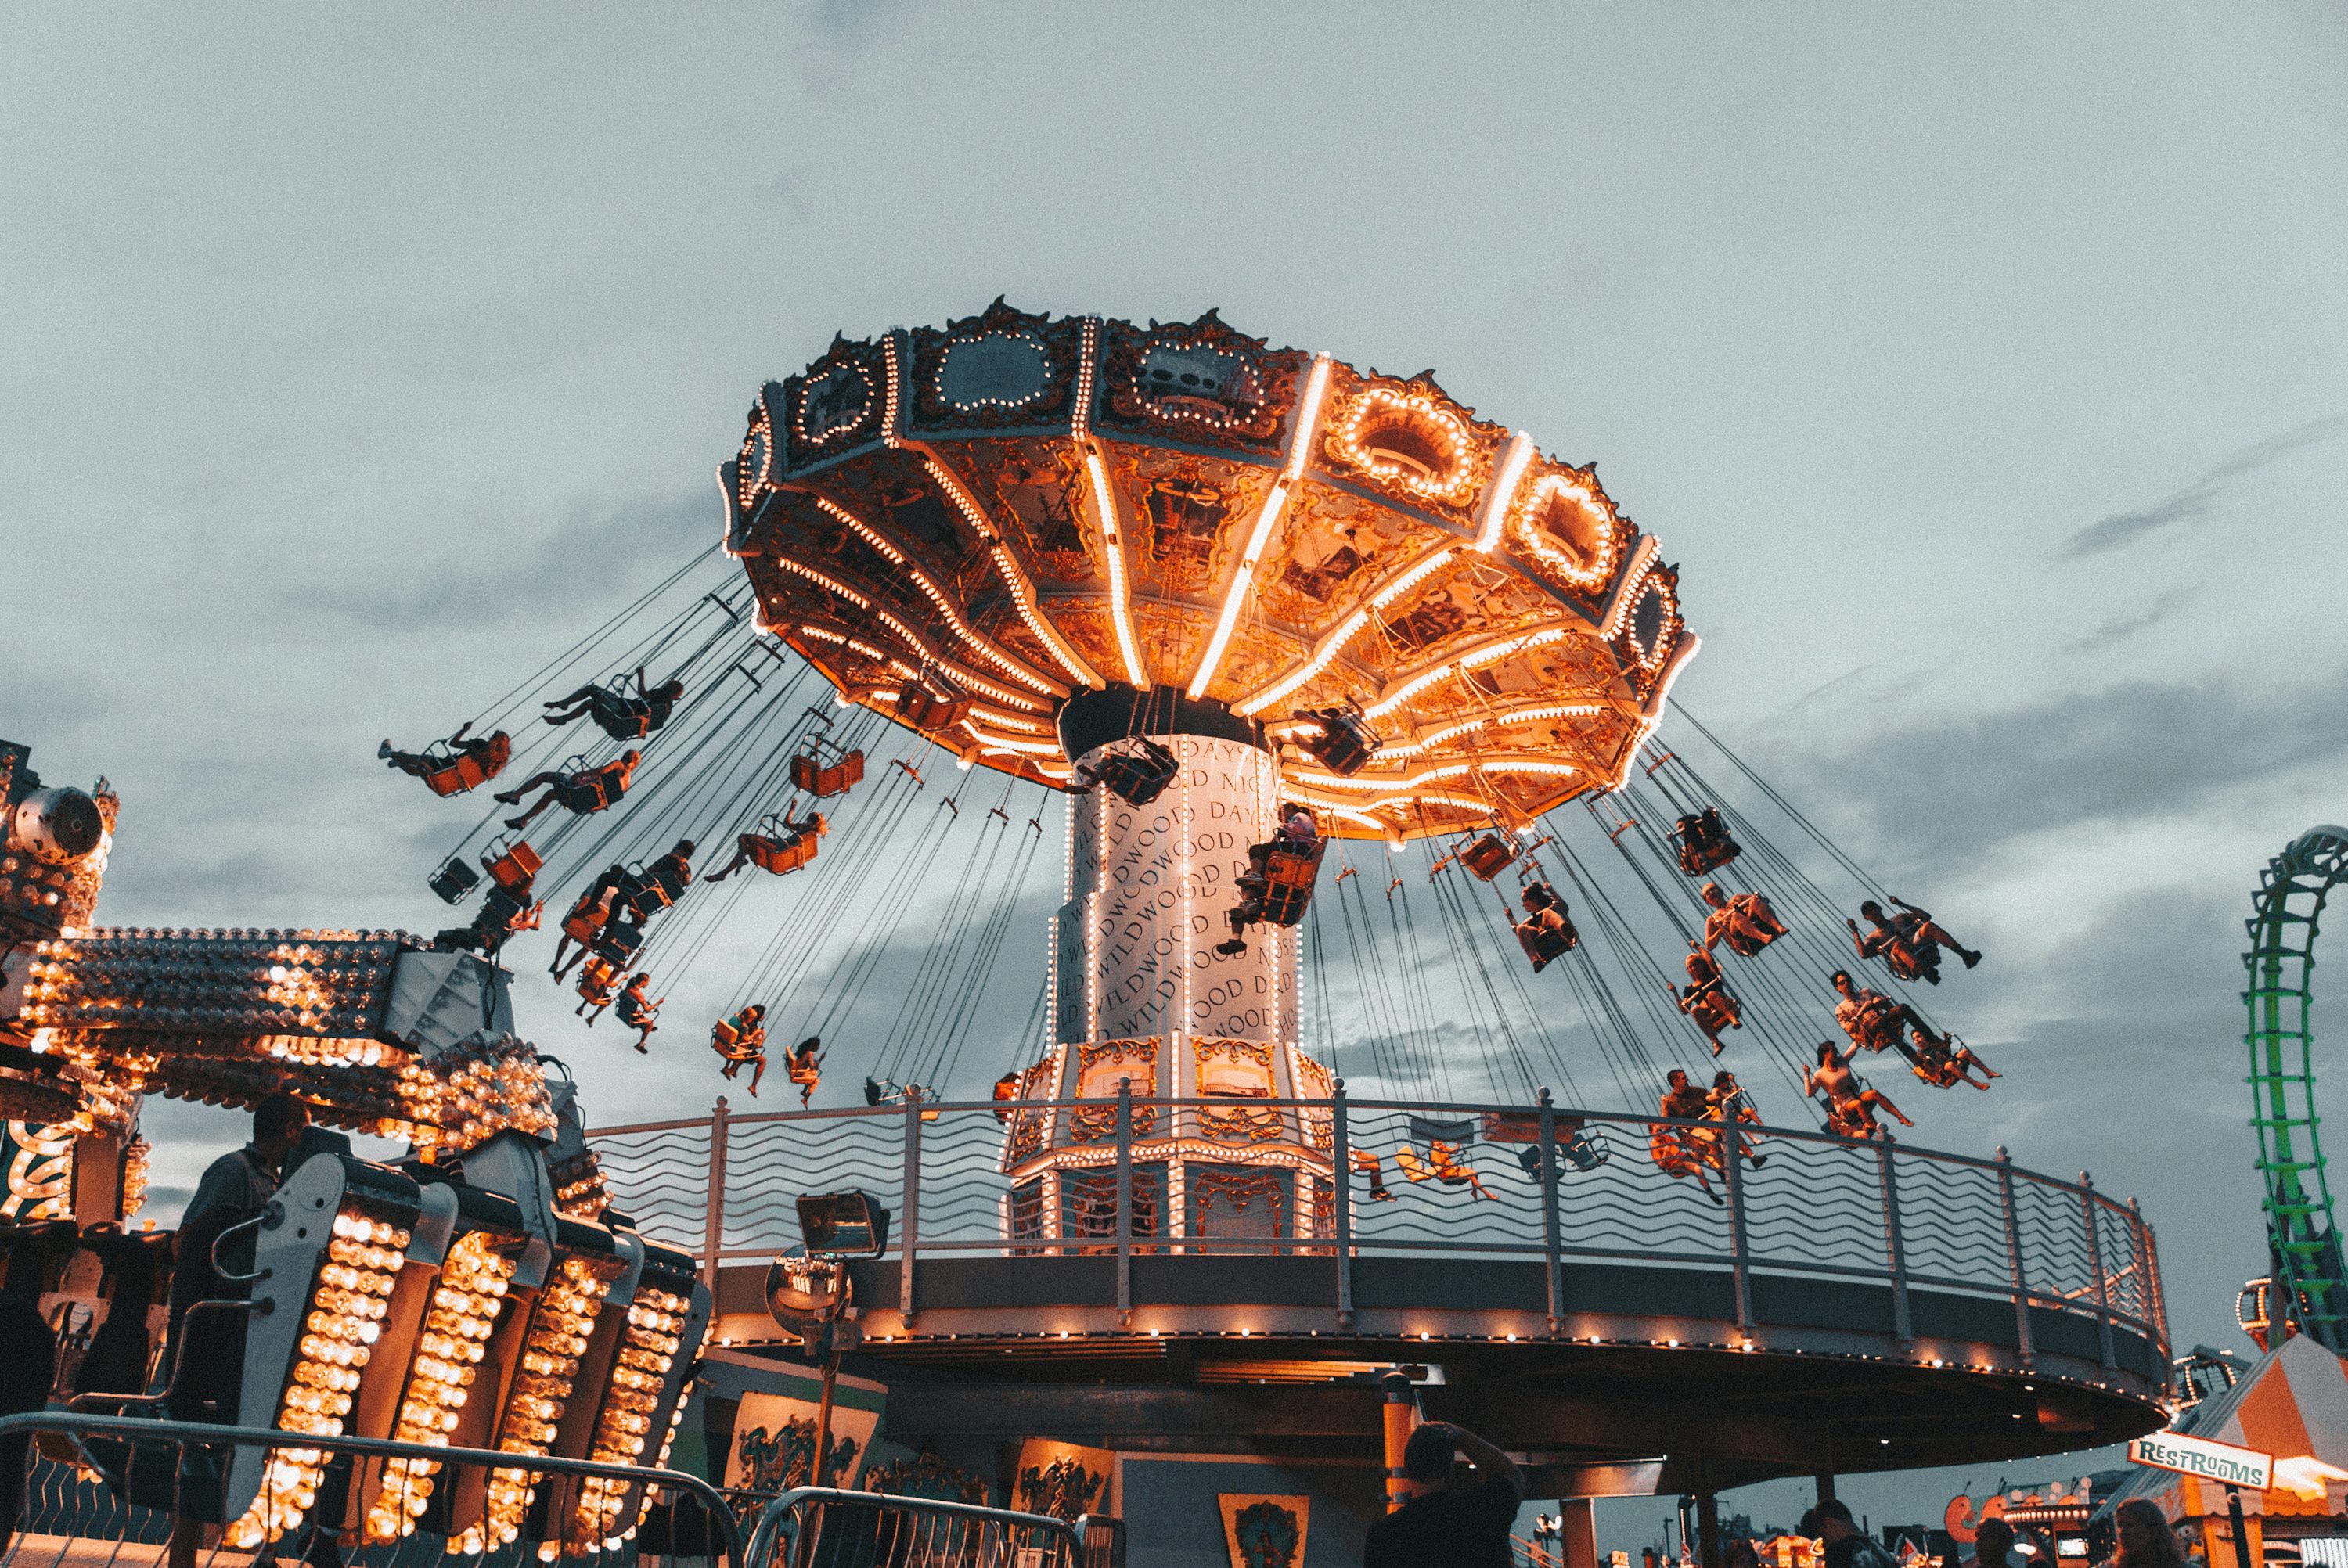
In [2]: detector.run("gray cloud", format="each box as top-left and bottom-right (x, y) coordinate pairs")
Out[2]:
(2062, 585), (2199, 656)
(2058, 412), (2348, 559)
(298, 487), (712, 632)
(1791, 667), (2348, 876)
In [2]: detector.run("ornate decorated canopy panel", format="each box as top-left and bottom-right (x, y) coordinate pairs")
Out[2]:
(725, 300), (1698, 840)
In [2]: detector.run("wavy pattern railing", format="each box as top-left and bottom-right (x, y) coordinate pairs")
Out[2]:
(588, 1094), (2166, 1366)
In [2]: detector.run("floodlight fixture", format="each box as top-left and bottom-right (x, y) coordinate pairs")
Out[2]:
(798, 1189), (891, 1258)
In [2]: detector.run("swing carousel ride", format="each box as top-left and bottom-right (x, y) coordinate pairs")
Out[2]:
(0, 302), (2172, 1519)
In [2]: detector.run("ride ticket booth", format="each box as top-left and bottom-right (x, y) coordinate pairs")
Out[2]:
(2098, 1336), (2348, 1566)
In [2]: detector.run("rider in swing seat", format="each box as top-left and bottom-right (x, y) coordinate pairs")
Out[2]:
(1905, 1022), (2000, 1089)
(1215, 804), (1323, 957)
(543, 667), (686, 741)
(711, 1004), (769, 1095)
(1514, 881), (1578, 970)
(1830, 969), (1928, 1056)
(380, 723), (513, 796)
(1650, 1069), (1723, 1199)
(1806, 1040), (1914, 1138)
(612, 974), (662, 1053)
(494, 749), (640, 831)
(705, 812), (826, 882)
(1699, 882), (1787, 957)
(785, 1037), (822, 1108)
(1671, 944), (1744, 1054)
(1848, 897), (1982, 984)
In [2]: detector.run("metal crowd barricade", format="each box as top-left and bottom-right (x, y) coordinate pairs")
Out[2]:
(741, 1487), (1122, 1568)
(0, 1411), (744, 1568)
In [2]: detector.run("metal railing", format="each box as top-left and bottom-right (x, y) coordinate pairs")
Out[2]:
(588, 1089), (2167, 1367)
(743, 1487), (1122, 1568)
(0, 1411), (743, 1568)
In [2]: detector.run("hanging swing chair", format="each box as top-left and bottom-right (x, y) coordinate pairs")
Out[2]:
(1456, 831), (1518, 882)
(1670, 806), (1741, 876)
(1292, 704), (1378, 776)
(1078, 738), (1180, 807)
(790, 736), (866, 798)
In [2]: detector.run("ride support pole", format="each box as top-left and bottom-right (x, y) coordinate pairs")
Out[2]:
(1560, 1498), (1599, 1568)
(2226, 1486), (2255, 1568)
(1694, 1464), (1722, 1568)
(1381, 1370), (1417, 1512)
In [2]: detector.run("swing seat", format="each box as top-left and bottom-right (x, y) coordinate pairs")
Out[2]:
(623, 858), (690, 916)
(418, 733), (512, 797)
(1673, 808), (1742, 876)
(428, 854), (482, 905)
(562, 889), (615, 947)
(791, 748), (866, 797)
(591, 922), (643, 964)
(1518, 916), (1579, 965)
(1091, 745), (1179, 807)
(576, 955), (622, 1005)
(1392, 1145), (1435, 1183)
(1295, 707), (1377, 776)
(1458, 833), (1517, 881)
(571, 766), (632, 812)
(896, 683), (967, 731)
(482, 839), (542, 890)
(1256, 839), (1326, 927)
(1882, 940), (1937, 983)
(787, 1063), (822, 1088)
(748, 833), (819, 875)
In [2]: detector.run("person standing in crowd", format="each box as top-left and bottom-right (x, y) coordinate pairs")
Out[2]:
(2115, 1501), (2186, 1568)
(0, 1286), (58, 1559)
(1965, 1518), (2019, 1568)
(1363, 1420), (1524, 1568)
(166, 1094), (310, 1568)
(1802, 1501), (1896, 1568)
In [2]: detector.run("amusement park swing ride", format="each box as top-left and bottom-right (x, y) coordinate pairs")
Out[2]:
(0, 301), (2185, 1550)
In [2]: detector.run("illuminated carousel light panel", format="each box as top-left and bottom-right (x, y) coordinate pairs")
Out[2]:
(727, 299), (1701, 841)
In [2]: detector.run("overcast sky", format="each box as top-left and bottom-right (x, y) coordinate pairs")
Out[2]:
(6, 0), (2346, 1545)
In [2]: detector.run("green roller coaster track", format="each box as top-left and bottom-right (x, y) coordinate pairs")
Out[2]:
(2247, 825), (2348, 1351)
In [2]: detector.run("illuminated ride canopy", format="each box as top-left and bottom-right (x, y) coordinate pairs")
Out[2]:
(725, 300), (1696, 840)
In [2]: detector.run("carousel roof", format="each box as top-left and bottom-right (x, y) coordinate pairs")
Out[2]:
(723, 300), (1698, 840)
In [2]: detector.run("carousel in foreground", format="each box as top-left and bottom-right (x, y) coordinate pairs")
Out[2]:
(0, 303), (2188, 1568)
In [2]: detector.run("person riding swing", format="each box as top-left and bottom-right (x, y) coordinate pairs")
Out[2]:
(612, 974), (662, 1053)
(1513, 879), (1579, 971)
(1700, 882), (1787, 957)
(1848, 896), (1982, 984)
(380, 722), (513, 797)
(711, 1003), (768, 1096)
(1830, 969), (1929, 1056)
(1670, 943), (1744, 1054)
(1806, 1039), (1914, 1138)
(543, 667), (686, 741)
(784, 1036), (823, 1108)
(1215, 804), (1323, 957)
(705, 811), (826, 882)
(494, 749), (640, 831)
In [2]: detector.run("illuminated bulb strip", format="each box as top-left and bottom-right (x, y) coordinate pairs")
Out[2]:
(991, 545), (1102, 689)
(225, 1208), (411, 1550)
(970, 706), (1046, 733)
(1509, 471), (1622, 589)
(1472, 431), (1538, 552)
(808, 496), (1061, 695)
(963, 721), (1065, 757)
(1597, 535), (1662, 638)
(1363, 665), (1453, 721)
(1187, 354), (1334, 699)
(772, 556), (870, 610)
(1258, 789), (1384, 832)
(572, 1284), (690, 1552)
(888, 427), (1099, 689)
(794, 624), (892, 663)
(365, 1231), (513, 1545)
(1082, 445), (1150, 688)
(869, 608), (1049, 711)
(459, 1254), (617, 1557)
(1290, 762), (1478, 792)
(1234, 545), (1460, 716)
(1604, 633), (1702, 790)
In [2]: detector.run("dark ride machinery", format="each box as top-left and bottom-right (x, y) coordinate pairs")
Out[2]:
(580, 301), (2177, 1553)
